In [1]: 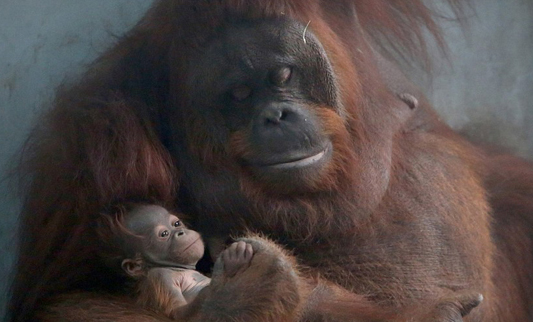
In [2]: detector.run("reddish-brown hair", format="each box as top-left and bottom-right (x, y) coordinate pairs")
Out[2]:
(11, 1), (497, 321)
(96, 204), (147, 278)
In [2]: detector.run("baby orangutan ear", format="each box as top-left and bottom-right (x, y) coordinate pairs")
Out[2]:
(121, 257), (145, 279)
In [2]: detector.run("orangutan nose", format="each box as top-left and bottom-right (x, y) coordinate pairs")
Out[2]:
(177, 231), (185, 237)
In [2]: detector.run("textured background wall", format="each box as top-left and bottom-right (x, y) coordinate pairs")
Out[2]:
(411, 0), (533, 159)
(1, 0), (532, 318)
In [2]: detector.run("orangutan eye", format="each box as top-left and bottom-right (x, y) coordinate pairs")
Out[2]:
(269, 66), (292, 86)
(160, 230), (170, 238)
(230, 85), (252, 101)
(173, 220), (181, 228)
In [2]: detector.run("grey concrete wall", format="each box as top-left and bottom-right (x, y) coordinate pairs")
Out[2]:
(0, 0), (532, 318)
(410, 0), (533, 159)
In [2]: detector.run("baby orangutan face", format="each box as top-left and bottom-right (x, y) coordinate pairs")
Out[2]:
(121, 205), (205, 278)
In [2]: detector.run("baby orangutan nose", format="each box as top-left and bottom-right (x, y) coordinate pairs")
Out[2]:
(177, 231), (185, 237)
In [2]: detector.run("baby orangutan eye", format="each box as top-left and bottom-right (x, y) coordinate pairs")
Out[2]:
(231, 85), (252, 101)
(160, 230), (170, 238)
(173, 220), (181, 228)
(269, 66), (292, 86)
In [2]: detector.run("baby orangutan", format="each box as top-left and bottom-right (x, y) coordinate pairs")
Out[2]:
(97, 204), (277, 321)
(97, 204), (483, 322)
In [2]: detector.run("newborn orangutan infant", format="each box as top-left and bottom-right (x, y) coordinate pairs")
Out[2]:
(97, 204), (255, 320)
(97, 204), (484, 322)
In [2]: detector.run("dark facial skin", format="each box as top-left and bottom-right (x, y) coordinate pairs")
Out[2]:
(124, 205), (204, 267)
(179, 19), (340, 192)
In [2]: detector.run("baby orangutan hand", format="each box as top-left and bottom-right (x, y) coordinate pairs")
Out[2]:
(222, 241), (254, 277)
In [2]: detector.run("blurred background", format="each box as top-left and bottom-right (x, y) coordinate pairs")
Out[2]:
(1, 0), (532, 318)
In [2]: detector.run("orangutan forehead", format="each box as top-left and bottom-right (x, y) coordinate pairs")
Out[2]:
(125, 205), (173, 234)
(217, 19), (325, 66)
(185, 17), (337, 107)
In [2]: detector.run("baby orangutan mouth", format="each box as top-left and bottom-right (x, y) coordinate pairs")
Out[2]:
(182, 237), (201, 252)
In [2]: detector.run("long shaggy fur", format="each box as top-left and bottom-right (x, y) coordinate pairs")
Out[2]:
(9, 1), (533, 322)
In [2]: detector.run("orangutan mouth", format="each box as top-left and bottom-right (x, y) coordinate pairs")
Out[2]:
(266, 143), (331, 170)
(183, 237), (201, 252)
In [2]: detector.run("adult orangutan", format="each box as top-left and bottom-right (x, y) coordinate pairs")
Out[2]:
(8, 0), (533, 321)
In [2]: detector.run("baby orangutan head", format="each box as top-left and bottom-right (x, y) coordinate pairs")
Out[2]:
(98, 204), (205, 279)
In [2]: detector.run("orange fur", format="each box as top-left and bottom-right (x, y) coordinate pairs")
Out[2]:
(10, 1), (533, 322)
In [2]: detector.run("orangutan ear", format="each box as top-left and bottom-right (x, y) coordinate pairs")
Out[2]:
(121, 257), (144, 278)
